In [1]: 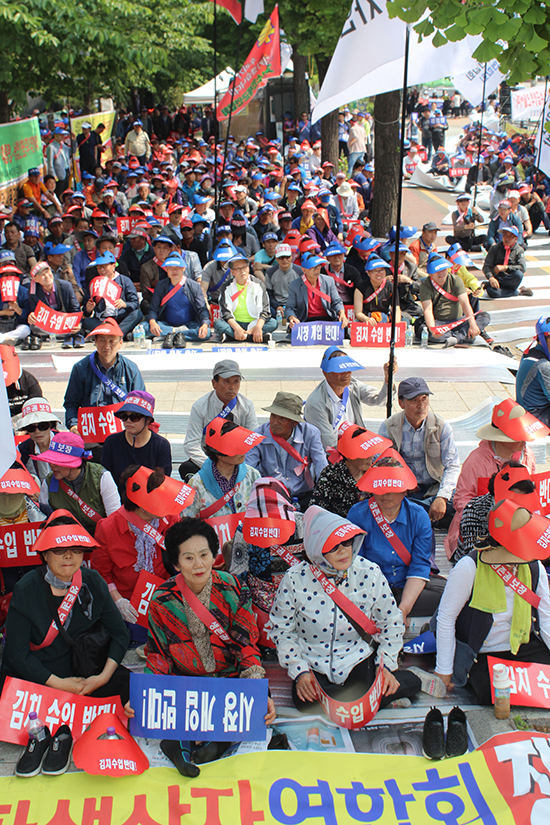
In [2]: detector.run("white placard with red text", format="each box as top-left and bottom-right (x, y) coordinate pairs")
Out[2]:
(130, 571), (165, 628)
(33, 301), (82, 334)
(78, 404), (124, 443)
(350, 321), (406, 347)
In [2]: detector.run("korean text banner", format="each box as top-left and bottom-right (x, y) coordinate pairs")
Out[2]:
(217, 6), (281, 121)
(1, 732), (549, 823)
(70, 111), (116, 167)
(129, 672), (268, 741)
(0, 117), (42, 190)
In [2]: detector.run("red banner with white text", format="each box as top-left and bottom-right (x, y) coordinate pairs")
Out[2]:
(33, 301), (82, 334)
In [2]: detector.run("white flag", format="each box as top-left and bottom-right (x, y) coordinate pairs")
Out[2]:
(313, 0), (482, 123)
(536, 93), (550, 178)
(0, 384), (16, 480)
(280, 41), (293, 74)
(451, 47), (504, 108)
(244, 0), (264, 23)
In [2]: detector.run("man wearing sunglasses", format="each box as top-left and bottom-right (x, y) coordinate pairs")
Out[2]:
(101, 391), (172, 490)
(17, 397), (62, 483)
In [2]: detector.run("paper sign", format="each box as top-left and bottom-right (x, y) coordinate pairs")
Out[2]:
(350, 321), (406, 347)
(129, 672), (268, 741)
(488, 657), (550, 709)
(0, 677), (126, 745)
(205, 512), (244, 546)
(291, 321), (344, 347)
(344, 304), (356, 323)
(33, 301), (82, 334)
(0, 522), (44, 567)
(478, 469), (550, 516)
(448, 167), (469, 178)
(78, 403), (124, 443)
(0, 275), (19, 302)
(89, 276), (122, 306)
(130, 571), (164, 628)
(313, 659), (384, 729)
(209, 303), (221, 324)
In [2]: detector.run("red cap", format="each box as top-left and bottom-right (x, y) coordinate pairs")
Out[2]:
(73, 712), (148, 776)
(168, 203), (184, 214)
(205, 418), (265, 457)
(0, 460), (40, 497)
(85, 317), (124, 338)
(357, 448), (418, 493)
(337, 422), (392, 461)
(125, 466), (195, 516)
(300, 199), (316, 210)
(487, 498), (550, 563)
(33, 509), (99, 554)
(493, 465), (541, 513)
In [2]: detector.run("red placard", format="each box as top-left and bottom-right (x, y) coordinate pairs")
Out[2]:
(130, 570), (165, 628)
(0, 677), (126, 745)
(344, 304), (356, 323)
(0, 522), (44, 567)
(205, 513), (244, 546)
(350, 321), (406, 347)
(0, 275), (19, 302)
(488, 657), (550, 709)
(448, 167), (469, 178)
(209, 303), (221, 325)
(313, 657), (384, 729)
(89, 276), (122, 306)
(478, 469), (550, 516)
(33, 301), (82, 334)
(116, 216), (168, 235)
(78, 403), (124, 443)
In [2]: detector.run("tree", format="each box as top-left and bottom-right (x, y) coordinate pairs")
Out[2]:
(387, 0), (550, 83)
(371, 92), (401, 236)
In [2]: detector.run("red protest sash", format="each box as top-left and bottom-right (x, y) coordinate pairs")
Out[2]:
(490, 563), (541, 608)
(198, 482), (243, 519)
(369, 499), (412, 566)
(429, 310), (482, 337)
(270, 431), (310, 480)
(123, 508), (169, 550)
(326, 268), (354, 289)
(362, 279), (387, 304)
(160, 277), (187, 307)
(231, 281), (248, 302)
(270, 545), (379, 638)
(430, 278), (459, 302)
(503, 244), (514, 266)
(302, 275), (331, 303)
(30, 569), (83, 651)
(59, 482), (102, 524)
(176, 573), (233, 645)
(337, 195), (353, 220)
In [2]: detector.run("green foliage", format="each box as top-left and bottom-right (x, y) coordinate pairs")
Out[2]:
(387, 0), (550, 84)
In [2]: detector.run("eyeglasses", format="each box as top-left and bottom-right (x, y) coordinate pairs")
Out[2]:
(24, 422), (53, 433)
(277, 255), (291, 260)
(338, 539), (354, 547)
(116, 412), (144, 422)
(48, 547), (85, 556)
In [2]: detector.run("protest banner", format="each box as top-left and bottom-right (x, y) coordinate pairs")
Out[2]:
(478, 468), (550, 515)
(343, 304), (356, 322)
(0, 730), (549, 823)
(0, 275), (20, 302)
(291, 321), (344, 347)
(89, 276), (122, 306)
(0, 522), (44, 567)
(488, 657), (550, 709)
(0, 117), (43, 211)
(448, 167), (469, 178)
(70, 111), (116, 182)
(350, 321), (406, 347)
(78, 404), (124, 443)
(511, 86), (546, 122)
(204, 512), (245, 545)
(313, 659), (384, 729)
(0, 677), (125, 745)
(129, 672), (268, 742)
(33, 301), (82, 334)
(130, 571), (165, 628)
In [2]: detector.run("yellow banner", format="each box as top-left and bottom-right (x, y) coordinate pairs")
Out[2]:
(69, 111), (117, 179)
(0, 746), (520, 824)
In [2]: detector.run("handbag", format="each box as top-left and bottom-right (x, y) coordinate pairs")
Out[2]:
(44, 579), (111, 678)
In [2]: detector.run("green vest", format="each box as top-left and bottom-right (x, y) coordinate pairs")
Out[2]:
(46, 462), (106, 534)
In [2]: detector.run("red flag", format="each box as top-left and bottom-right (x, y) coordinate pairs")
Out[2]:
(216, 5), (281, 121)
(209, 0), (242, 24)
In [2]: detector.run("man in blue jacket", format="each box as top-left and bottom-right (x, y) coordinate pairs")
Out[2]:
(285, 253), (348, 330)
(23, 261), (83, 350)
(147, 252), (210, 349)
(81, 250), (142, 339)
(516, 316), (550, 426)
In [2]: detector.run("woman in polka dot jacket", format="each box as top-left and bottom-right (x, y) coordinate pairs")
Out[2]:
(269, 505), (422, 711)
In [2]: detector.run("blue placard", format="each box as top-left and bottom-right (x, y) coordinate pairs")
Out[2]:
(291, 321), (344, 347)
(145, 348), (203, 355)
(211, 347), (268, 352)
(129, 672), (268, 741)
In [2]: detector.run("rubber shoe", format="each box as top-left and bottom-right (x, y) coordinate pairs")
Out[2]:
(446, 706), (468, 758)
(444, 336), (458, 349)
(160, 739), (200, 777)
(15, 727), (51, 777)
(408, 667), (447, 699)
(422, 707), (445, 760)
(42, 725), (73, 775)
(29, 335), (42, 351)
(480, 330), (494, 345)
(519, 286), (533, 297)
(162, 333), (175, 349)
(73, 333), (85, 348)
(173, 332), (187, 349)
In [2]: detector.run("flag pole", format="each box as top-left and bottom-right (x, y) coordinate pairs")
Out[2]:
(386, 24), (410, 418)
(218, 19), (243, 195)
(212, 0), (218, 238)
(472, 63), (487, 209)
(536, 75), (549, 173)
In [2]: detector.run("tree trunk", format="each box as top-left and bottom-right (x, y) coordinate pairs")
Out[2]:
(291, 47), (309, 123)
(0, 91), (12, 124)
(371, 90), (401, 237)
(316, 56), (338, 169)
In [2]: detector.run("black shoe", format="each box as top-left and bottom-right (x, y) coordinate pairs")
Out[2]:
(162, 333), (175, 349)
(262, 332), (272, 344)
(29, 335), (42, 351)
(42, 725), (72, 775)
(61, 336), (73, 350)
(480, 330), (494, 345)
(173, 332), (187, 349)
(422, 707), (445, 760)
(15, 727), (51, 777)
(124, 332), (134, 342)
(446, 707), (468, 758)
(160, 739), (200, 777)
(193, 740), (231, 764)
(20, 336), (30, 351)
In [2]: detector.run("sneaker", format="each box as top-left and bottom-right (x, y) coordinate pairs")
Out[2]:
(519, 286), (533, 297)
(388, 697), (412, 709)
(446, 706), (468, 758)
(29, 335), (42, 351)
(193, 740), (231, 764)
(42, 725), (72, 775)
(162, 333), (175, 349)
(480, 330), (494, 345)
(160, 739), (200, 777)
(73, 333), (85, 348)
(262, 332), (272, 344)
(422, 707), (446, 760)
(61, 336), (73, 350)
(173, 332), (187, 349)
(219, 333), (227, 343)
(408, 667), (447, 699)
(444, 336), (458, 349)
(15, 727), (51, 777)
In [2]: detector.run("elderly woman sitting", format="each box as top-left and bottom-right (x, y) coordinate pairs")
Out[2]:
(144, 517), (275, 776)
(435, 499), (550, 705)
(270, 505), (422, 714)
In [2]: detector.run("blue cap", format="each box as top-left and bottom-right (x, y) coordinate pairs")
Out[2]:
(228, 251), (248, 264)
(44, 242), (72, 256)
(288, 184), (302, 192)
(164, 254), (186, 267)
(192, 213), (208, 224)
(264, 191), (281, 201)
(251, 173), (264, 181)
(258, 205), (276, 215)
(147, 217), (161, 226)
(216, 224), (232, 235)
(151, 235), (174, 246)
(301, 254), (328, 269)
(263, 232), (278, 242)
(501, 224), (519, 237)
(353, 236), (381, 252)
(133, 119), (143, 126)
(365, 255), (387, 272)
(389, 225), (417, 240)
(94, 251), (116, 266)
(318, 189), (331, 200)
(426, 255), (450, 275)
(28, 167), (41, 176)
(364, 164), (374, 172)
(324, 243), (346, 256)
(82, 172), (95, 180)
(320, 346), (364, 374)
(194, 194), (210, 204)
(213, 241), (237, 262)
(0, 249), (16, 262)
